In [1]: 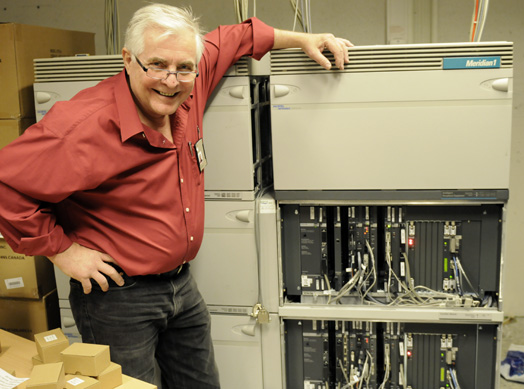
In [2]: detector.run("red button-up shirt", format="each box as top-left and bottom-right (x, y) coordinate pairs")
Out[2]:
(0, 18), (274, 276)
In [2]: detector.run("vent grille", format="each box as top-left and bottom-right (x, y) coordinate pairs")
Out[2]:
(271, 41), (513, 74)
(34, 55), (250, 82)
(34, 55), (124, 82)
(225, 57), (249, 76)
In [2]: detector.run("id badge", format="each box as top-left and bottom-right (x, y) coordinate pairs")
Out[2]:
(194, 138), (207, 172)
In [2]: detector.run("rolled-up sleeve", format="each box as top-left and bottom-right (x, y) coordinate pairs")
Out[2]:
(0, 123), (77, 256)
(198, 17), (274, 97)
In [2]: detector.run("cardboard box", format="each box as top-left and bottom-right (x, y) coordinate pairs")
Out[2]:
(34, 328), (69, 363)
(96, 362), (123, 389)
(0, 118), (35, 149)
(65, 375), (100, 389)
(0, 23), (95, 119)
(0, 238), (56, 299)
(0, 289), (60, 340)
(116, 375), (157, 389)
(4, 368), (16, 376)
(61, 343), (110, 377)
(26, 362), (66, 389)
(32, 353), (44, 366)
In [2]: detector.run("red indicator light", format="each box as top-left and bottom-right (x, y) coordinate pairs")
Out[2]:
(408, 238), (415, 247)
(407, 350), (413, 358)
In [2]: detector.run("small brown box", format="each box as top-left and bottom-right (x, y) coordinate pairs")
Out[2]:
(32, 354), (44, 366)
(96, 362), (123, 389)
(34, 328), (69, 363)
(26, 362), (66, 389)
(65, 375), (101, 389)
(115, 375), (157, 388)
(61, 343), (111, 377)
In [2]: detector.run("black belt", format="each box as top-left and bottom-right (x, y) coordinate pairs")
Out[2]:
(111, 262), (187, 280)
(148, 263), (187, 280)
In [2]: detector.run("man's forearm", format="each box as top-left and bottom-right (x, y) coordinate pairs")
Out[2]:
(273, 29), (311, 50)
(272, 28), (353, 70)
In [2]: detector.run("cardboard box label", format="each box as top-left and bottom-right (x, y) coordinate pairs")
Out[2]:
(44, 334), (59, 342)
(4, 277), (24, 289)
(68, 377), (85, 386)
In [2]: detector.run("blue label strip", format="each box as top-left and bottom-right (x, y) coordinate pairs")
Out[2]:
(443, 56), (501, 70)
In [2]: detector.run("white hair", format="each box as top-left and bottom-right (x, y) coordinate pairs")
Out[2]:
(124, 3), (205, 63)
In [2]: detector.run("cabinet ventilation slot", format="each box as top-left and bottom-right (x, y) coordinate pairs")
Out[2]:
(34, 55), (249, 82)
(271, 42), (513, 74)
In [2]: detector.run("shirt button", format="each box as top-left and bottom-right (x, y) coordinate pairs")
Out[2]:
(162, 140), (166, 144)
(185, 207), (190, 212)
(190, 236), (194, 241)
(180, 178), (184, 183)
(142, 133), (146, 138)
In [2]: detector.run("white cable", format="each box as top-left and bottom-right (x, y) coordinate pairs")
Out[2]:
(234, 0), (249, 23)
(331, 270), (361, 304)
(470, 0), (490, 42)
(303, 0), (309, 33)
(306, 0), (312, 33)
(365, 350), (373, 386)
(455, 257), (479, 297)
(292, 0), (299, 32)
(339, 358), (350, 385)
(476, 0), (490, 41)
(105, 0), (120, 54)
(360, 240), (378, 302)
(324, 273), (333, 304)
(290, 0), (304, 32)
(234, 0), (242, 23)
(378, 346), (390, 389)
(234, 0), (240, 23)
(469, 0), (479, 42)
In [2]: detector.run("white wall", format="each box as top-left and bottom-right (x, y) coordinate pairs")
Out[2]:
(2, 0), (523, 315)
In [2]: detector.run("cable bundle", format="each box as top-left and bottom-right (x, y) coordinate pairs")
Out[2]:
(234, 0), (249, 23)
(290, 0), (312, 33)
(325, 240), (486, 309)
(104, 0), (120, 55)
(470, 0), (490, 42)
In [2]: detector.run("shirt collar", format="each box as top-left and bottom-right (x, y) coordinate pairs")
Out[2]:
(114, 70), (195, 143)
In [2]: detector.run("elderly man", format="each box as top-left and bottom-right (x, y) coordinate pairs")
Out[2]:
(0, 3), (351, 387)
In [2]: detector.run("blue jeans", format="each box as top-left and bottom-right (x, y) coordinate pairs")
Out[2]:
(69, 264), (220, 388)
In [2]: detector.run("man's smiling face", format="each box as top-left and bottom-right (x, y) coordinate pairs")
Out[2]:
(123, 27), (197, 127)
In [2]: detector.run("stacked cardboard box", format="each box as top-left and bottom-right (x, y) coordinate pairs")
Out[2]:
(0, 23), (95, 341)
(0, 238), (59, 339)
(0, 23), (95, 142)
(0, 23), (93, 115)
(25, 328), (156, 389)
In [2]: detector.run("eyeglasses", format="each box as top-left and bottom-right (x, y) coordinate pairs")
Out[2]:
(135, 56), (199, 83)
